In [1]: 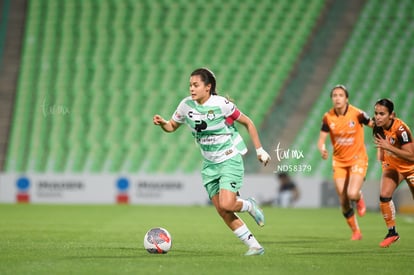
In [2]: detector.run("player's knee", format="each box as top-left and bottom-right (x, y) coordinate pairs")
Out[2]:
(215, 207), (227, 219)
(347, 190), (360, 201)
(219, 200), (237, 212)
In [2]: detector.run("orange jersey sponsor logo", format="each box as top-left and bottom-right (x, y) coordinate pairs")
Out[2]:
(321, 104), (370, 165)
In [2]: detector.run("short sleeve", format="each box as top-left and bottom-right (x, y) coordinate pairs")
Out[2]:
(397, 124), (413, 145)
(172, 98), (187, 124)
(321, 114), (330, 132)
(357, 110), (371, 125)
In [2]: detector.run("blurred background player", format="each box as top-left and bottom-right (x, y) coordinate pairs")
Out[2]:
(276, 172), (300, 208)
(317, 84), (374, 240)
(373, 98), (414, 248)
(153, 68), (271, 256)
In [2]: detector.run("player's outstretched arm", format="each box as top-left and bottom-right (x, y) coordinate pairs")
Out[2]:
(153, 114), (180, 133)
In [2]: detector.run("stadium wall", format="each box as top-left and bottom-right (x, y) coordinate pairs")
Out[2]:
(2, 172), (403, 210)
(0, 173), (325, 206)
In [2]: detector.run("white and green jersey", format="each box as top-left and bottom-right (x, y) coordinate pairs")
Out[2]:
(172, 95), (247, 163)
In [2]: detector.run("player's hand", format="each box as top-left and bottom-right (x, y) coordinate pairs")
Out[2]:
(320, 144), (328, 160)
(256, 147), (271, 166)
(153, 115), (167, 125)
(374, 134), (390, 151)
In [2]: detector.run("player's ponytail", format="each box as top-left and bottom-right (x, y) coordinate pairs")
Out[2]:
(191, 68), (217, 95)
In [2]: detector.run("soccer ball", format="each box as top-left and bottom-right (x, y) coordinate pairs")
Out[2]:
(143, 227), (172, 254)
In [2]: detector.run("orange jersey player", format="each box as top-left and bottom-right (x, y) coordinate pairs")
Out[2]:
(373, 98), (414, 248)
(322, 103), (370, 164)
(317, 85), (374, 241)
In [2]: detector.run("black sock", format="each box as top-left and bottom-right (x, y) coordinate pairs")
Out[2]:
(388, 226), (396, 235)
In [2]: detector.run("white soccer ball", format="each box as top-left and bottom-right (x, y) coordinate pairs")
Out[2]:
(143, 227), (172, 254)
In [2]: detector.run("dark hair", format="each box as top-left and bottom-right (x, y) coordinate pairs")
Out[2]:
(277, 172), (289, 179)
(330, 84), (349, 98)
(373, 124), (385, 138)
(190, 68), (217, 95)
(375, 98), (394, 113)
(373, 98), (394, 138)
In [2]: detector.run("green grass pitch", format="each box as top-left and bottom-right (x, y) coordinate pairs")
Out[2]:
(0, 204), (413, 275)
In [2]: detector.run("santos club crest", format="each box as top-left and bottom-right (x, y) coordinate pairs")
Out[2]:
(207, 110), (215, 120)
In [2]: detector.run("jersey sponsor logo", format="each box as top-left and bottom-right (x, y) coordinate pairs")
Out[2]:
(198, 136), (217, 144)
(188, 110), (204, 119)
(194, 120), (207, 132)
(401, 131), (409, 142)
(334, 137), (355, 145)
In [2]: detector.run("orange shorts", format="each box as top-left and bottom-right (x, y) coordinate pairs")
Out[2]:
(332, 158), (368, 180)
(382, 162), (414, 185)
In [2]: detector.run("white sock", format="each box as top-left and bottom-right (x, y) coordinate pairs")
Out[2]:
(238, 198), (252, 212)
(233, 223), (262, 248)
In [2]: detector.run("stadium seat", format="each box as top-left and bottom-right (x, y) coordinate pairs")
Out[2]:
(6, 0), (325, 173)
(288, 0), (414, 177)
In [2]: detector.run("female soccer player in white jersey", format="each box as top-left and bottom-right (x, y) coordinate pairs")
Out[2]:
(153, 68), (271, 256)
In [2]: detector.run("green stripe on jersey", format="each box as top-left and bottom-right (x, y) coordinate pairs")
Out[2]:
(178, 96), (247, 162)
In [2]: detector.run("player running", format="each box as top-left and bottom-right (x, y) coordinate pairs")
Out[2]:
(373, 98), (414, 248)
(317, 85), (374, 240)
(153, 68), (271, 256)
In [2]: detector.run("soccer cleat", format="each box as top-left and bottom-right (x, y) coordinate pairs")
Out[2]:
(351, 230), (362, 241)
(247, 197), (265, 227)
(356, 193), (366, 217)
(380, 232), (400, 248)
(245, 247), (265, 256)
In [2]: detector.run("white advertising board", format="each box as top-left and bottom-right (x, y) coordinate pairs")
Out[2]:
(0, 173), (322, 207)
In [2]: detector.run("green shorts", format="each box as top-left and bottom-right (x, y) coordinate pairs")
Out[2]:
(201, 154), (244, 199)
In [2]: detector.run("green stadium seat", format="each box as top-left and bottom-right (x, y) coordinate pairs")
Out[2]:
(289, 0), (414, 177)
(7, 0), (325, 173)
